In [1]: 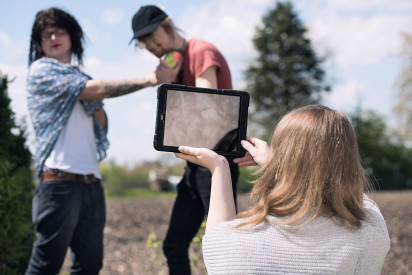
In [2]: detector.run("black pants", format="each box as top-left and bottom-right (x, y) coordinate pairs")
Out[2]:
(163, 162), (238, 275)
(25, 180), (106, 275)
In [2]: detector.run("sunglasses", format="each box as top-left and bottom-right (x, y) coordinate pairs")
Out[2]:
(41, 29), (67, 41)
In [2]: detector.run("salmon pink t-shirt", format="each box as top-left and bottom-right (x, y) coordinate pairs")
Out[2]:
(179, 39), (232, 89)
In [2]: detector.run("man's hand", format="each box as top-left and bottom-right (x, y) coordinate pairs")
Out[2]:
(154, 59), (182, 84)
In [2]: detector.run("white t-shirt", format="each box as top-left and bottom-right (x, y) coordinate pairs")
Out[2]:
(202, 195), (390, 275)
(45, 101), (101, 178)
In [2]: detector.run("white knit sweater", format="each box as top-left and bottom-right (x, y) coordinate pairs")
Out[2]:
(202, 195), (390, 275)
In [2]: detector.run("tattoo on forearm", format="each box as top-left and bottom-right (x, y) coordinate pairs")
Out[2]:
(103, 79), (152, 98)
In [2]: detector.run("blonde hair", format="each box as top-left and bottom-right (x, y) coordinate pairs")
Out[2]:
(159, 17), (184, 37)
(237, 105), (370, 229)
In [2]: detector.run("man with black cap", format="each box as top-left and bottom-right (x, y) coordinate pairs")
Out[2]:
(130, 5), (239, 275)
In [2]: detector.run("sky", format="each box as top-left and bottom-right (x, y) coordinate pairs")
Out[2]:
(1, 0), (412, 166)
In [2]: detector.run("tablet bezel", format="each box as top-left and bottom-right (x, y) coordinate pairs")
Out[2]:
(154, 83), (249, 157)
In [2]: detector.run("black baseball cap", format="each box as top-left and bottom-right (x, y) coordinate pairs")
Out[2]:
(129, 5), (168, 44)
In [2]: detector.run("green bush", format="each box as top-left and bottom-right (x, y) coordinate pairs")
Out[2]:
(101, 159), (155, 196)
(0, 73), (35, 274)
(100, 160), (132, 196)
(100, 158), (185, 197)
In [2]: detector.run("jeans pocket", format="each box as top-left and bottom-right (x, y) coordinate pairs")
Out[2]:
(33, 181), (75, 227)
(48, 181), (73, 196)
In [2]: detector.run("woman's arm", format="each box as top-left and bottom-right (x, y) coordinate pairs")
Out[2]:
(175, 146), (236, 232)
(206, 159), (235, 232)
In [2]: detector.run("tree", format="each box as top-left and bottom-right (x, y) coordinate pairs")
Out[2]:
(245, 1), (330, 138)
(0, 72), (35, 274)
(393, 32), (412, 141)
(350, 108), (412, 190)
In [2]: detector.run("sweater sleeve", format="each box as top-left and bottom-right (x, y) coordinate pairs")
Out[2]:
(356, 195), (390, 274)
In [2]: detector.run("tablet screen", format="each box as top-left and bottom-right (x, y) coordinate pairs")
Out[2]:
(164, 89), (240, 151)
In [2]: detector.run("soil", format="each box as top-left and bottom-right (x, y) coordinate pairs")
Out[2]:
(61, 190), (412, 275)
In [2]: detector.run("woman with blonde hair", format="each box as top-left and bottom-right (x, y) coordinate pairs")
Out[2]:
(175, 105), (390, 274)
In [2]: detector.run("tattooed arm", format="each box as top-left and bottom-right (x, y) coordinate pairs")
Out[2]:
(80, 76), (156, 100)
(79, 60), (182, 100)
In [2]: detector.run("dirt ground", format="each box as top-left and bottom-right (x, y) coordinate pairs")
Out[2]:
(61, 190), (412, 275)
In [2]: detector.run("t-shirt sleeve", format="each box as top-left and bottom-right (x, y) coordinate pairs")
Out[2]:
(192, 44), (222, 79)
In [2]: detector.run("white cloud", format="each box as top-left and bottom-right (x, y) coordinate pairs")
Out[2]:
(99, 9), (124, 25)
(328, 0), (412, 12)
(307, 12), (411, 67)
(178, 1), (258, 55)
(322, 79), (365, 112)
(0, 32), (26, 62)
(297, 0), (412, 67)
(83, 51), (158, 79)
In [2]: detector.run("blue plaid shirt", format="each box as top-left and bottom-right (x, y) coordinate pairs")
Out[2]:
(27, 58), (109, 177)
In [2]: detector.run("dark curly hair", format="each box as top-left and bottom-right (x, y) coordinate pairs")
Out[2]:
(28, 7), (85, 65)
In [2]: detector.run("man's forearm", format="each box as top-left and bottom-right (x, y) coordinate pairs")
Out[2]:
(102, 78), (155, 98)
(80, 77), (156, 100)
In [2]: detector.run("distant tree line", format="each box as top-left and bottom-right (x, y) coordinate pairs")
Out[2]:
(100, 158), (257, 195)
(351, 109), (412, 190)
(100, 158), (184, 196)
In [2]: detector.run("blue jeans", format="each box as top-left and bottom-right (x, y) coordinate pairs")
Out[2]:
(163, 162), (238, 275)
(25, 180), (106, 275)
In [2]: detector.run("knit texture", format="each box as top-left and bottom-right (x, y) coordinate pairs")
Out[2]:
(202, 195), (390, 274)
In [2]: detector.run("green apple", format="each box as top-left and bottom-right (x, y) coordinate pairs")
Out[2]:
(164, 52), (176, 68)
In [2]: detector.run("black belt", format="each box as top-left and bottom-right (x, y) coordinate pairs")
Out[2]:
(41, 172), (99, 184)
